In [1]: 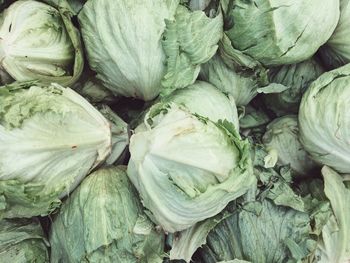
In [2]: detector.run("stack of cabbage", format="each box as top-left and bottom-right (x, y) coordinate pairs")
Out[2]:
(0, 0), (349, 262)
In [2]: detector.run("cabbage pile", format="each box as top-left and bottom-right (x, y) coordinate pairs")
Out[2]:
(0, 0), (349, 262)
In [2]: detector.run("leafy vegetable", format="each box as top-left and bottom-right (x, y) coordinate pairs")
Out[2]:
(161, 5), (223, 95)
(0, 0), (83, 86)
(222, 0), (340, 66)
(200, 54), (260, 106)
(0, 218), (49, 262)
(0, 82), (114, 218)
(78, 0), (178, 101)
(299, 63), (350, 174)
(44, 0), (87, 15)
(320, 0), (350, 69)
(73, 77), (115, 104)
(127, 103), (255, 232)
(264, 58), (325, 115)
(79, 0), (222, 100)
(199, 200), (316, 263)
(50, 166), (165, 263)
(262, 115), (318, 177)
(163, 80), (239, 129)
(314, 166), (350, 263)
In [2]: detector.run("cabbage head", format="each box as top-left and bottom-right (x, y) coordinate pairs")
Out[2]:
(198, 200), (314, 263)
(320, 0), (350, 69)
(0, 82), (114, 218)
(262, 115), (318, 177)
(0, 0), (83, 86)
(222, 0), (339, 66)
(163, 81), (239, 129)
(299, 63), (350, 174)
(127, 103), (255, 232)
(0, 218), (49, 263)
(78, 0), (223, 100)
(50, 166), (165, 263)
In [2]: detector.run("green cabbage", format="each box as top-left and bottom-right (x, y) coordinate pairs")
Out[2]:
(0, 0), (83, 86)
(0, 82), (117, 218)
(222, 0), (339, 66)
(127, 102), (255, 232)
(320, 0), (350, 69)
(50, 166), (165, 263)
(0, 218), (49, 263)
(78, 0), (222, 100)
(199, 200), (315, 263)
(262, 115), (318, 177)
(299, 63), (350, 174)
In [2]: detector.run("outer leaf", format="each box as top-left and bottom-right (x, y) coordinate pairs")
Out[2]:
(0, 82), (112, 218)
(199, 200), (315, 263)
(0, 218), (49, 262)
(43, 0), (86, 15)
(200, 54), (260, 106)
(315, 166), (350, 263)
(98, 105), (129, 165)
(50, 166), (165, 263)
(169, 213), (229, 262)
(218, 34), (269, 88)
(263, 58), (324, 116)
(161, 5), (223, 94)
(79, 0), (179, 101)
(73, 77), (115, 104)
(239, 105), (270, 129)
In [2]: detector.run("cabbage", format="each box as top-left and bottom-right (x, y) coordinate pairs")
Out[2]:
(299, 63), (350, 174)
(127, 103), (255, 232)
(222, 0), (339, 66)
(264, 58), (325, 115)
(198, 200), (315, 263)
(200, 55), (259, 106)
(50, 166), (165, 263)
(0, 218), (49, 262)
(0, 82), (117, 218)
(0, 0), (83, 86)
(163, 81), (239, 129)
(262, 115), (318, 177)
(78, 0), (222, 100)
(320, 0), (350, 69)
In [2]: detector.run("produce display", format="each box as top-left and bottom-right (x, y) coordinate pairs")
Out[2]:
(0, 0), (349, 262)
